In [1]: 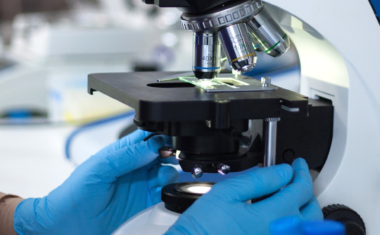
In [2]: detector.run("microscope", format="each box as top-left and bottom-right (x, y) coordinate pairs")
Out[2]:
(88, 0), (380, 234)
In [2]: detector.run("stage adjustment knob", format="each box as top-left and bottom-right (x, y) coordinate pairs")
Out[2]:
(322, 204), (366, 235)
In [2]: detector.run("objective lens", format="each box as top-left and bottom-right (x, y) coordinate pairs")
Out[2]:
(247, 7), (290, 57)
(248, 28), (263, 52)
(193, 32), (221, 79)
(220, 46), (228, 70)
(218, 23), (257, 73)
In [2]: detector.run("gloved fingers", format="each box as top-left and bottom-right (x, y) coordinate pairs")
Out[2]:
(95, 135), (166, 182)
(291, 158), (310, 173)
(151, 187), (163, 205)
(148, 165), (162, 189)
(96, 130), (149, 155)
(208, 164), (293, 202)
(145, 158), (161, 170)
(300, 196), (324, 221)
(266, 158), (313, 210)
(97, 130), (173, 155)
(160, 157), (179, 165)
(288, 158), (314, 207)
(148, 165), (179, 189)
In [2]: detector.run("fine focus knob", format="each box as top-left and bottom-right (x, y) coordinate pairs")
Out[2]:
(322, 204), (366, 235)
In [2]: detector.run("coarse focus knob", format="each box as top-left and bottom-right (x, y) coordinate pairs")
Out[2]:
(322, 204), (366, 235)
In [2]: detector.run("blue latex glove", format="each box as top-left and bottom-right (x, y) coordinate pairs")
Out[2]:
(270, 216), (345, 235)
(303, 220), (346, 235)
(166, 158), (323, 235)
(270, 216), (304, 235)
(14, 130), (178, 235)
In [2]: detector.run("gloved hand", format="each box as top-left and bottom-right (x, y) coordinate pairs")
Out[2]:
(270, 216), (345, 235)
(14, 130), (178, 235)
(166, 158), (323, 235)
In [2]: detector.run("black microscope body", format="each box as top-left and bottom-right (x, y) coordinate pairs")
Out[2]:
(88, 71), (333, 174)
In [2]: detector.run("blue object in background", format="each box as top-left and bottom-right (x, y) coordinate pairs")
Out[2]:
(7, 109), (32, 119)
(369, 0), (380, 24)
(270, 216), (303, 235)
(270, 217), (346, 235)
(65, 111), (135, 161)
(303, 221), (345, 235)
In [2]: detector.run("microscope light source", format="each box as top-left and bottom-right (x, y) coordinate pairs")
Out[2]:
(175, 182), (214, 195)
(186, 186), (212, 194)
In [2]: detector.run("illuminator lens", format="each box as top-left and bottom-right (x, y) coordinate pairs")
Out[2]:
(175, 182), (214, 195)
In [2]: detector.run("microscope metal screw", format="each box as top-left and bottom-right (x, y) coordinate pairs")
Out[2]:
(192, 165), (204, 179)
(217, 163), (231, 175)
(261, 77), (271, 87)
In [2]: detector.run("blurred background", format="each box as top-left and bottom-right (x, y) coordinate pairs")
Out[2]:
(0, 0), (300, 198)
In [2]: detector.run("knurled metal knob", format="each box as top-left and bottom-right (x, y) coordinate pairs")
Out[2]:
(323, 204), (366, 235)
(181, 0), (263, 33)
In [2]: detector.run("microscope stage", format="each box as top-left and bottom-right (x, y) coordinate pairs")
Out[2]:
(88, 72), (309, 122)
(88, 72), (333, 171)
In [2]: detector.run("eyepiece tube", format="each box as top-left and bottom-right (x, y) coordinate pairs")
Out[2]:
(218, 23), (257, 73)
(193, 33), (221, 79)
(247, 7), (290, 57)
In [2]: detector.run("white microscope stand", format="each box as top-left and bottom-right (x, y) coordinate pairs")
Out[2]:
(264, 0), (380, 234)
